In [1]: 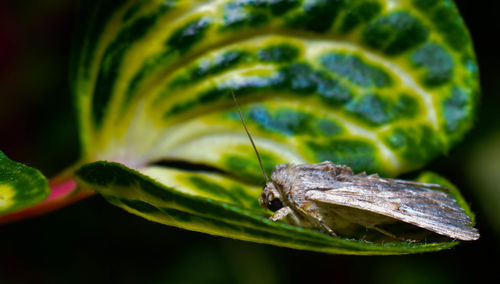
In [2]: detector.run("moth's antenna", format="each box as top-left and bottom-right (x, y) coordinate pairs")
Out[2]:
(231, 91), (270, 182)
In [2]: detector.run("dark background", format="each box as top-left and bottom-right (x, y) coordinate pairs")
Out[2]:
(1, 1), (499, 283)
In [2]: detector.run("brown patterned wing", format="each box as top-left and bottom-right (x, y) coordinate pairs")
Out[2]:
(305, 178), (479, 241)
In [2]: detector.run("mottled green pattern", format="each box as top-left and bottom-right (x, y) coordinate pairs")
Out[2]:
(0, 151), (49, 216)
(382, 125), (444, 167)
(362, 11), (429, 55)
(76, 161), (471, 255)
(411, 43), (454, 87)
(320, 53), (393, 88)
(340, 1), (382, 33)
(228, 106), (344, 137)
(308, 139), (380, 174)
(70, 0), (479, 252)
(73, 0), (478, 174)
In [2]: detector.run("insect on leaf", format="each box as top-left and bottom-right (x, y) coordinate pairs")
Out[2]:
(71, 0), (479, 254)
(75, 161), (469, 255)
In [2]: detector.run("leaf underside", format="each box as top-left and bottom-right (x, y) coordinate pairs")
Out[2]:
(71, 0), (479, 254)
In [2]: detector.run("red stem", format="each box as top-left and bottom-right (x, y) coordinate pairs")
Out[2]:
(0, 175), (94, 225)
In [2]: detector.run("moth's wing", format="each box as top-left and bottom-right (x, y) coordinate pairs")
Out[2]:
(387, 179), (448, 191)
(305, 180), (479, 241)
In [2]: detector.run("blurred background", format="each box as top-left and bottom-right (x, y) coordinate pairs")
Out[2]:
(0, 1), (499, 283)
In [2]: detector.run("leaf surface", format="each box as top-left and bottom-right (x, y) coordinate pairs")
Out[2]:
(72, 0), (478, 177)
(0, 151), (50, 216)
(75, 161), (479, 255)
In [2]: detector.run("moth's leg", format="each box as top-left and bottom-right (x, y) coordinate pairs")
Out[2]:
(270, 207), (309, 230)
(318, 219), (338, 238)
(302, 210), (338, 238)
(370, 226), (398, 240)
(370, 226), (416, 242)
(269, 206), (293, 222)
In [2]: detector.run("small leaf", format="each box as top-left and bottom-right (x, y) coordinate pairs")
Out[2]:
(0, 151), (50, 216)
(75, 161), (464, 255)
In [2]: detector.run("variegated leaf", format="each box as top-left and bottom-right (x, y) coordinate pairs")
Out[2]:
(71, 0), (479, 253)
(73, 0), (478, 177)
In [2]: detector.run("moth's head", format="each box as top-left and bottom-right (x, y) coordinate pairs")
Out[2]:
(259, 181), (284, 212)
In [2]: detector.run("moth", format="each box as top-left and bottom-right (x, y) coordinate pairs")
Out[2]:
(231, 91), (479, 241)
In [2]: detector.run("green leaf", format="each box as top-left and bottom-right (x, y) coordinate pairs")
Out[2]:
(0, 151), (50, 216)
(72, 0), (478, 177)
(71, 0), (479, 253)
(75, 161), (468, 255)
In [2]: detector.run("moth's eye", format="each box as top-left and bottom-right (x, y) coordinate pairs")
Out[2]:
(260, 192), (266, 200)
(267, 198), (283, 212)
